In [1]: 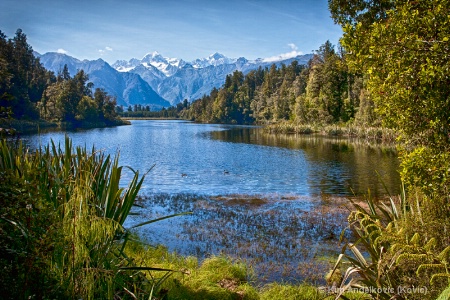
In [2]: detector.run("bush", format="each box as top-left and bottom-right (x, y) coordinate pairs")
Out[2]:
(400, 146), (450, 197)
(331, 187), (449, 300)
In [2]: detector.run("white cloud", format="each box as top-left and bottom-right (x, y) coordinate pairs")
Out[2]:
(263, 43), (303, 62)
(288, 43), (298, 51)
(57, 48), (68, 54)
(99, 46), (113, 55)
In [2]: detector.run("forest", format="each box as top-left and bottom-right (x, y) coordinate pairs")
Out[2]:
(0, 29), (125, 132)
(1, 0), (450, 299)
(182, 41), (367, 126)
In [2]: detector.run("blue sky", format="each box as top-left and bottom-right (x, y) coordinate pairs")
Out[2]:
(1, 0), (342, 63)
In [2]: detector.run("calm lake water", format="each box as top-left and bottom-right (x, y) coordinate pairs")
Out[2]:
(22, 119), (402, 284)
(23, 119), (401, 198)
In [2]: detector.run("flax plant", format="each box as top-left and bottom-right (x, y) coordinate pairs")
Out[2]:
(0, 136), (186, 299)
(330, 184), (450, 300)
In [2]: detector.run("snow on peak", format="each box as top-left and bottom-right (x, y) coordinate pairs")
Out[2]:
(191, 53), (236, 68)
(209, 52), (226, 60)
(142, 51), (165, 63)
(167, 57), (185, 68)
(135, 51), (186, 76)
(111, 51), (183, 76)
(112, 59), (140, 72)
(112, 50), (311, 77)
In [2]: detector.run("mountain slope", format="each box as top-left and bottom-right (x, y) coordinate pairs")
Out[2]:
(157, 63), (242, 103)
(118, 52), (313, 105)
(37, 52), (170, 108)
(38, 51), (313, 107)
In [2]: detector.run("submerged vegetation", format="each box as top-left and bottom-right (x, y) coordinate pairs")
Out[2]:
(128, 193), (350, 284)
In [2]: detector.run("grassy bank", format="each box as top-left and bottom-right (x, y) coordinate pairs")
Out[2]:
(264, 122), (398, 144)
(121, 240), (369, 300)
(9, 119), (58, 133)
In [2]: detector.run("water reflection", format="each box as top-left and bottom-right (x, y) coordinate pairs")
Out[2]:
(22, 120), (401, 198)
(210, 128), (401, 198)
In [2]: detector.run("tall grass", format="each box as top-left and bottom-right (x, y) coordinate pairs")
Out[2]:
(0, 136), (183, 299)
(264, 121), (398, 144)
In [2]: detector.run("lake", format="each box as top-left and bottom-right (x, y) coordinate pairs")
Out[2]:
(22, 120), (401, 284)
(23, 119), (401, 197)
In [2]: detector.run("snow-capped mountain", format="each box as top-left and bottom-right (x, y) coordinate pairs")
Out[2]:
(113, 51), (185, 77)
(113, 51), (313, 104)
(112, 58), (141, 73)
(191, 52), (237, 68)
(37, 51), (313, 107)
(157, 63), (241, 105)
(37, 52), (170, 109)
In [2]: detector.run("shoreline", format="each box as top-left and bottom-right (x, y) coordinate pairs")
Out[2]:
(8, 118), (131, 135)
(120, 117), (399, 145)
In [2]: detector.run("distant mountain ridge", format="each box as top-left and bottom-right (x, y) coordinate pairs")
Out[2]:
(37, 51), (313, 107)
(37, 52), (170, 109)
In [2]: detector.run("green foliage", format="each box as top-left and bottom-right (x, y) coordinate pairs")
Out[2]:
(0, 137), (182, 299)
(0, 106), (15, 137)
(328, 0), (397, 27)
(0, 162), (58, 298)
(39, 67), (122, 126)
(182, 41), (370, 127)
(0, 29), (54, 120)
(328, 3), (450, 297)
(298, 41), (350, 124)
(330, 0), (450, 187)
(0, 29), (124, 130)
(259, 282), (369, 300)
(437, 284), (450, 300)
(185, 69), (261, 124)
(120, 241), (261, 300)
(331, 187), (449, 299)
(260, 283), (327, 300)
(119, 101), (186, 119)
(76, 95), (99, 120)
(400, 147), (450, 197)
(325, 7), (450, 252)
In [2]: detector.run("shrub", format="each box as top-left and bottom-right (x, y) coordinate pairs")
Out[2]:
(0, 137), (177, 299)
(331, 187), (449, 300)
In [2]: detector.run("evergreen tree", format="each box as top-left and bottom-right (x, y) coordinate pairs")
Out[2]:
(0, 29), (54, 120)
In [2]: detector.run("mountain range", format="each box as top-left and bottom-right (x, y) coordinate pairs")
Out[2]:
(36, 51), (313, 108)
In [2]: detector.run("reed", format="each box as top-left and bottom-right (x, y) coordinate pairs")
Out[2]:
(263, 121), (398, 144)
